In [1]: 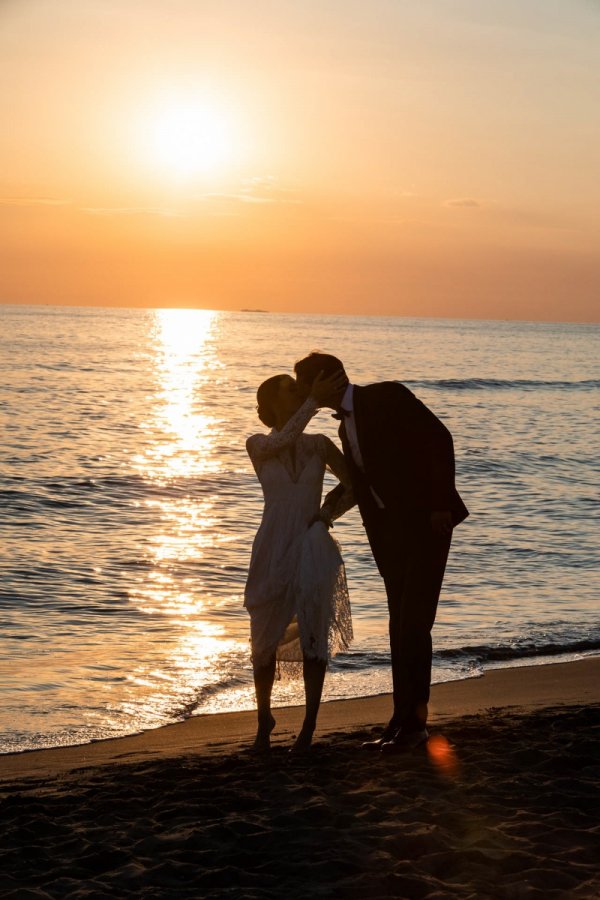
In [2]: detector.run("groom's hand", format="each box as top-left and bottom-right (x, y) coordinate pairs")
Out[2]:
(309, 370), (347, 408)
(309, 511), (333, 529)
(431, 510), (453, 536)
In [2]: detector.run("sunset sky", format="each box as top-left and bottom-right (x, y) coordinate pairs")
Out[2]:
(1, 0), (599, 321)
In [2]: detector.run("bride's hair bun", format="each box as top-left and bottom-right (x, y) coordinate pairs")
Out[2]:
(256, 374), (285, 428)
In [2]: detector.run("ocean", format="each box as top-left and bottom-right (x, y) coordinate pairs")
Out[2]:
(1, 303), (598, 753)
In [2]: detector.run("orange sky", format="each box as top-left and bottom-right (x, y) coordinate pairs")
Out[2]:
(1, 0), (599, 321)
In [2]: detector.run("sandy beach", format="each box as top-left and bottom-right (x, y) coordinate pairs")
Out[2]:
(1, 657), (599, 898)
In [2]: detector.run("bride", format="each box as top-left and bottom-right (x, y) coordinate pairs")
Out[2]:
(244, 370), (355, 753)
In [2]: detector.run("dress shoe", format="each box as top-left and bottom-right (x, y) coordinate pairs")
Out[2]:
(360, 724), (400, 751)
(380, 727), (429, 754)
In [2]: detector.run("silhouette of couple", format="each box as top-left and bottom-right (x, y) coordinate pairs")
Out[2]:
(244, 352), (468, 754)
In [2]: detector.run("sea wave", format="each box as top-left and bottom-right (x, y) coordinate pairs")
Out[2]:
(406, 378), (600, 391)
(435, 637), (600, 664)
(0, 473), (233, 511)
(332, 635), (600, 672)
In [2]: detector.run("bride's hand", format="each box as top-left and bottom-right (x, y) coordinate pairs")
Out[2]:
(309, 370), (347, 407)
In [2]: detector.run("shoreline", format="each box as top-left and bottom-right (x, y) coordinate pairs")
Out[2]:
(3, 651), (598, 759)
(2, 656), (598, 785)
(3, 650), (598, 760)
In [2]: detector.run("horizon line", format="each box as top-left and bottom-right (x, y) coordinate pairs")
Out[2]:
(1, 299), (598, 327)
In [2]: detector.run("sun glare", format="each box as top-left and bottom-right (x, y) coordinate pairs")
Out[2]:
(142, 94), (238, 180)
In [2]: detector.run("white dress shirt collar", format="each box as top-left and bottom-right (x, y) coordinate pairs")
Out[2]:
(341, 383), (354, 412)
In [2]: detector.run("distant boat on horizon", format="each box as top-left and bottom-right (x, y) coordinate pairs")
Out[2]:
(240, 308), (269, 313)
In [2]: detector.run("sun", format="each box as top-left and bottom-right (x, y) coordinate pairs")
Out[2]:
(142, 93), (238, 181)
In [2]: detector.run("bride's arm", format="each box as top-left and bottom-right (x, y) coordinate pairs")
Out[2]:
(246, 370), (347, 466)
(246, 397), (319, 463)
(320, 438), (356, 523)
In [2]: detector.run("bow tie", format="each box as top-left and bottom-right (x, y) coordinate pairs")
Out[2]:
(332, 408), (350, 420)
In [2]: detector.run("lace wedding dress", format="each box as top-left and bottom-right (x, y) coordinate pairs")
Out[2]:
(244, 398), (354, 674)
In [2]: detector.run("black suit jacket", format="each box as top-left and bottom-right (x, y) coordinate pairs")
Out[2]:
(342, 382), (469, 527)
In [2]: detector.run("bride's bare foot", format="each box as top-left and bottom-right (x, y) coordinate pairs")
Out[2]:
(251, 714), (276, 753)
(290, 724), (315, 755)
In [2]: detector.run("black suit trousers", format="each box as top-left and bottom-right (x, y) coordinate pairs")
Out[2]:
(363, 507), (451, 729)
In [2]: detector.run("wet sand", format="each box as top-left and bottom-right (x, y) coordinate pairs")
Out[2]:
(1, 658), (599, 898)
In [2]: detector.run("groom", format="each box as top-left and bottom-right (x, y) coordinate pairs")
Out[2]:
(295, 352), (469, 752)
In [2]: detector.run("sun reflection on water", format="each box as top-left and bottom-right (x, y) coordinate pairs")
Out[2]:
(135, 307), (222, 480)
(126, 309), (248, 725)
(145, 497), (218, 562)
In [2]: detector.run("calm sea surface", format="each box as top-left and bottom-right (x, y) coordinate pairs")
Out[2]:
(1, 304), (598, 753)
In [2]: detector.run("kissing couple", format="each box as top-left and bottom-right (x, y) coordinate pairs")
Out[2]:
(244, 352), (468, 755)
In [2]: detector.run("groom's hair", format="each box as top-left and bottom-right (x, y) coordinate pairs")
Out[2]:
(294, 352), (346, 384)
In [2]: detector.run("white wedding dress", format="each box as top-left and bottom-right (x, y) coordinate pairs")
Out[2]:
(244, 398), (354, 674)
